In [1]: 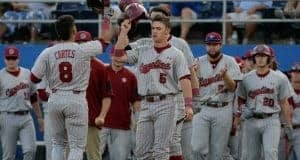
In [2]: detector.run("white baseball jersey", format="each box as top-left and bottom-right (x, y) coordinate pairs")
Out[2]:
(237, 70), (292, 114)
(292, 92), (300, 125)
(0, 67), (36, 112)
(31, 41), (103, 91)
(130, 36), (194, 67)
(126, 45), (190, 96)
(195, 54), (243, 102)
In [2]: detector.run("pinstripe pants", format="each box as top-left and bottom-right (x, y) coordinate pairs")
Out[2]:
(240, 114), (281, 160)
(135, 96), (176, 160)
(191, 105), (232, 160)
(48, 91), (88, 160)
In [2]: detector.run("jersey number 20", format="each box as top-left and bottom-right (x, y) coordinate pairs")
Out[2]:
(59, 62), (73, 82)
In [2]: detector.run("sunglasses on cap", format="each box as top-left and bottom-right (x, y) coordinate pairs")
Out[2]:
(5, 57), (18, 60)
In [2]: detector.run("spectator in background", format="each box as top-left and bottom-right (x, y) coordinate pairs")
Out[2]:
(169, 2), (201, 40)
(284, 0), (300, 18)
(226, 1), (272, 44)
(0, 2), (54, 42)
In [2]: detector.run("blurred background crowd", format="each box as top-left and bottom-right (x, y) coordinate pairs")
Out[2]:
(0, 0), (299, 44)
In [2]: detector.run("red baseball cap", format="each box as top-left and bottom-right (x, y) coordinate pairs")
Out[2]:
(242, 50), (252, 59)
(75, 31), (92, 42)
(4, 46), (19, 58)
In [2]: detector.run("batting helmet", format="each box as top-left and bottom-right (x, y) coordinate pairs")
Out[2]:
(124, 3), (148, 23)
(204, 32), (222, 44)
(75, 31), (92, 42)
(117, 3), (148, 39)
(251, 44), (273, 57)
(119, 0), (141, 12)
(87, 0), (110, 14)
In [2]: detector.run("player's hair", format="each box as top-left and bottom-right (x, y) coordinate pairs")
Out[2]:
(151, 15), (171, 29)
(55, 15), (75, 40)
(150, 6), (171, 18)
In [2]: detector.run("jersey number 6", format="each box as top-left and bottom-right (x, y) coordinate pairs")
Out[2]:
(59, 62), (73, 82)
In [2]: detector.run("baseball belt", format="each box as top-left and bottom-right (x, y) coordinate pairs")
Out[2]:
(252, 113), (275, 119)
(293, 124), (300, 129)
(7, 110), (29, 115)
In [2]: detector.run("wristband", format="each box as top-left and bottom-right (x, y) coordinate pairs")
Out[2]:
(184, 97), (193, 108)
(192, 88), (199, 96)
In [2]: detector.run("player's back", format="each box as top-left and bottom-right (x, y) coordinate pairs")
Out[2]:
(39, 42), (96, 91)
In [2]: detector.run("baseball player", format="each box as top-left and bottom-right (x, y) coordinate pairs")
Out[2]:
(235, 44), (293, 160)
(113, 16), (193, 160)
(30, 15), (126, 160)
(288, 62), (300, 159)
(74, 30), (114, 160)
(128, 7), (198, 160)
(99, 47), (140, 160)
(241, 50), (255, 73)
(192, 32), (242, 160)
(0, 46), (44, 160)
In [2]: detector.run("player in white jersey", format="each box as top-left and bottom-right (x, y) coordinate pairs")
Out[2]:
(112, 16), (193, 160)
(127, 7), (198, 160)
(268, 46), (295, 160)
(234, 44), (293, 160)
(191, 32), (242, 160)
(288, 62), (300, 159)
(30, 15), (126, 160)
(0, 46), (44, 160)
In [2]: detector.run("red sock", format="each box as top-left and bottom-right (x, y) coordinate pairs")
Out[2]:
(169, 155), (184, 160)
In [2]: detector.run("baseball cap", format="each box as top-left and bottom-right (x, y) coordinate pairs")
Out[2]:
(235, 56), (243, 66)
(242, 50), (252, 59)
(204, 32), (222, 44)
(75, 31), (92, 42)
(4, 46), (19, 58)
(291, 62), (300, 72)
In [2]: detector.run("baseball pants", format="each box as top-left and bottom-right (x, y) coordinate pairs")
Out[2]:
(135, 96), (176, 160)
(0, 112), (36, 160)
(289, 127), (300, 160)
(240, 114), (281, 160)
(100, 128), (131, 160)
(86, 126), (101, 160)
(191, 105), (232, 160)
(43, 105), (52, 160)
(170, 94), (185, 159)
(48, 91), (88, 160)
(181, 121), (193, 160)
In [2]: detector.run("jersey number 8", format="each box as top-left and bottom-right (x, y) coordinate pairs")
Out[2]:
(59, 62), (73, 82)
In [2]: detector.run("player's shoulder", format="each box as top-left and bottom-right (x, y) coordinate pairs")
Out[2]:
(0, 68), (6, 75)
(171, 36), (186, 44)
(123, 67), (137, 79)
(169, 46), (184, 56)
(196, 55), (207, 62)
(222, 54), (236, 63)
(243, 70), (256, 79)
(20, 67), (31, 73)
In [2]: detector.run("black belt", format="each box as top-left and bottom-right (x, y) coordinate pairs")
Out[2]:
(52, 89), (82, 94)
(252, 113), (274, 119)
(294, 124), (300, 129)
(144, 95), (166, 102)
(7, 110), (29, 115)
(205, 101), (229, 108)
